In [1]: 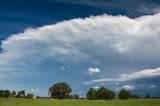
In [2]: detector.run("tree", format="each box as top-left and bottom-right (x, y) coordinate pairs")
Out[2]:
(3, 90), (11, 98)
(73, 94), (79, 99)
(49, 82), (72, 99)
(104, 88), (116, 99)
(86, 88), (97, 100)
(69, 94), (79, 99)
(145, 94), (151, 98)
(86, 87), (115, 100)
(96, 87), (115, 100)
(0, 90), (3, 98)
(131, 94), (139, 99)
(17, 90), (25, 98)
(69, 95), (74, 99)
(11, 91), (16, 97)
(118, 89), (131, 99)
(48, 87), (53, 97)
(96, 87), (106, 100)
(26, 93), (34, 99)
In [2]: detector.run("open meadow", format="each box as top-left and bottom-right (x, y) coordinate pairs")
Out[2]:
(0, 99), (160, 106)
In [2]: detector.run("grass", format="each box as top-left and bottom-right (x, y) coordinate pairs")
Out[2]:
(0, 98), (160, 106)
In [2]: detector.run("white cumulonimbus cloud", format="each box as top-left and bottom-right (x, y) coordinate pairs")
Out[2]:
(0, 13), (160, 83)
(1, 13), (160, 66)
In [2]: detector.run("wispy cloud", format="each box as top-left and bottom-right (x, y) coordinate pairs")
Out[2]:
(150, 85), (157, 88)
(30, 89), (40, 93)
(121, 85), (135, 90)
(52, 0), (160, 15)
(118, 67), (160, 81)
(93, 86), (100, 89)
(89, 67), (160, 83)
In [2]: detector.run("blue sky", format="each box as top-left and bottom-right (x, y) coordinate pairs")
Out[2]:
(0, 0), (160, 97)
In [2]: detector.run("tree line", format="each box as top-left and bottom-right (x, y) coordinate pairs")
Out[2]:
(87, 88), (140, 100)
(48, 82), (153, 100)
(0, 90), (34, 99)
(0, 82), (155, 99)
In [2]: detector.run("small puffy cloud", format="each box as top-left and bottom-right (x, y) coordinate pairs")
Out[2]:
(116, 82), (120, 86)
(60, 66), (65, 70)
(150, 85), (157, 88)
(88, 67), (100, 75)
(121, 85), (135, 90)
(93, 86), (100, 89)
(115, 88), (120, 91)
(60, 65), (71, 70)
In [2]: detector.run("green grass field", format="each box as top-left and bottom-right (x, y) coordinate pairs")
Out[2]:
(0, 99), (160, 106)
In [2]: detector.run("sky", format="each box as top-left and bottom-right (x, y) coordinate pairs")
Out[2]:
(0, 0), (160, 97)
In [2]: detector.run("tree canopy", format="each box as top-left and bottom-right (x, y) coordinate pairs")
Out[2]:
(26, 93), (34, 99)
(87, 87), (115, 100)
(86, 88), (97, 100)
(118, 89), (140, 99)
(49, 82), (72, 99)
(17, 90), (25, 98)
